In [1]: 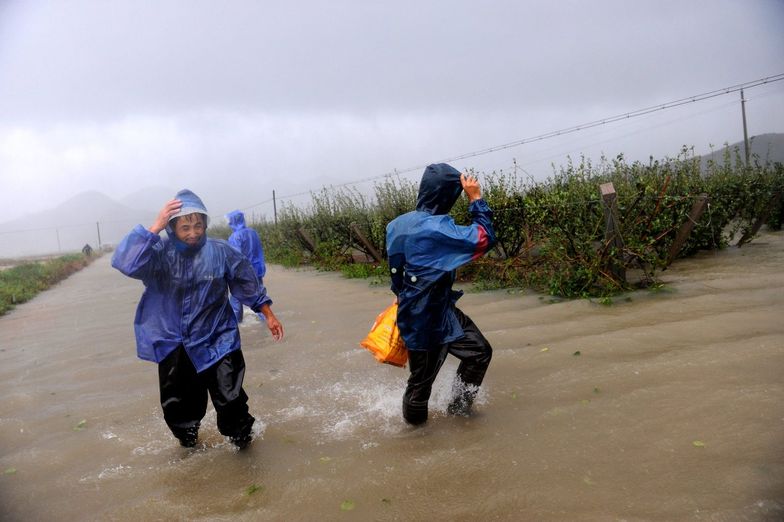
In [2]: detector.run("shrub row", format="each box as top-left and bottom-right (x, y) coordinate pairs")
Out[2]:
(213, 147), (783, 298)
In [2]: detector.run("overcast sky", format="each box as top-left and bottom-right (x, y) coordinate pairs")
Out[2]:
(1, 0), (783, 224)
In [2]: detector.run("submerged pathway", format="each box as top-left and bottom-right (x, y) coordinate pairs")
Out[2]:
(1, 232), (783, 521)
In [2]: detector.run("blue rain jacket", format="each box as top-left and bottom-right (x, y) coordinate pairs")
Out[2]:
(386, 163), (496, 351)
(112, 190), (272, 373)
(226, 210), (266, 279)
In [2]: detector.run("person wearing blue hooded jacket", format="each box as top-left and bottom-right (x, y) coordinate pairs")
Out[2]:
(226, 209), (266, 323)
(386, 164), (496, 425)
(112, 189), (284, 449)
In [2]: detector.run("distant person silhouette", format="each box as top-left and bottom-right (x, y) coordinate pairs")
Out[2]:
(226, 210), (266, 323)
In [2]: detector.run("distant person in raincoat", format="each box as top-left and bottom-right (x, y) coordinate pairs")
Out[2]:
(112, 189), (284, 449)
(386, 164), (496, 425)
(226, 210), (266, 323)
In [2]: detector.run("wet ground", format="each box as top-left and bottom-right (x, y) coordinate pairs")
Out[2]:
(1, 231), (783, 521)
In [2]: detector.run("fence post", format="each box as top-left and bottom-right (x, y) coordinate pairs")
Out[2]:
(666, 193), (709, 266)
(273, 190), (278, 226)
(737, 191), (782, 247)
(600, 182), (626, 282)
(349, 222), (382, 263)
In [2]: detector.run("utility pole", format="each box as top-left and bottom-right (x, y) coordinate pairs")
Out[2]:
(272, 190), (278, 226)
(96, 221), (102, 249)
(741, 88), (751, 167)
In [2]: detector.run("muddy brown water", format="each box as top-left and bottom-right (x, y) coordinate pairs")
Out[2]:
(1, 232), (783, 521)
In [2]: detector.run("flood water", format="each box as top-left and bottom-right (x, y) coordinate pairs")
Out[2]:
(1, 232), (783, 521)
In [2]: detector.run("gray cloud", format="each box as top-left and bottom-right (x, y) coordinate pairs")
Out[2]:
(0, 0), (783, 224)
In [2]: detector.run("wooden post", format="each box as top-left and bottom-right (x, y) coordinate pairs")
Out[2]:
(666, 193), (709, 266)
(737, 191), (782, 247)
(296, 227), (316, 254)
(600, 182), (626, 282)
(741, 89), (751, 168)
(350, 222), (382, 263)
(272, 190), (278, 226)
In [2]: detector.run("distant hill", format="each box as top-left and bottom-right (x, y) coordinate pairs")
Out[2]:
(0, 191), (156, 258)
(118, 185), (177, 214)
(698, 132), (784, 170)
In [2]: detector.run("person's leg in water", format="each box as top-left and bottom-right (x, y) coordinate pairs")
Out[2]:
(204, 349), (255, 449)
(158, 346), (208, 447)
(445, 308), (493, 416)
(402, 345), (449, 425)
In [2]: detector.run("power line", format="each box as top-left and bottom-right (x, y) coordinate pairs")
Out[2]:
(238, 72), (783, 215)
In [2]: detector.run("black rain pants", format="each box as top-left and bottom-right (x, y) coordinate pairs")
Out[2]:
(402, 307), (492, 425)
(158, 345), (255, 442)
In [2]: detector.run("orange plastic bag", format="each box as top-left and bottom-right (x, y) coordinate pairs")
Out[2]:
(360, 302), (408, 367)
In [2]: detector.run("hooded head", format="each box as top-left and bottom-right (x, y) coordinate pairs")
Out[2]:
(226, 210), (247, 231)
(415, 163), (463, 215)
(166, 189), (209, 253)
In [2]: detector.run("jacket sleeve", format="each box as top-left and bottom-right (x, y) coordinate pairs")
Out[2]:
(225, 246), (272, 311)
(409, 199), (495, 272)
(256, 234), (267, 279)
(111, 225), (163, 281)
(469, 199), (496, 254)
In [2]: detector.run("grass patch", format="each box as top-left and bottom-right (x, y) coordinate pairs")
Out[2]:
(0, 253), (95, 316)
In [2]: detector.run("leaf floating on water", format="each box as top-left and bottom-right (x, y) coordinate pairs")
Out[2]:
(381, 498), (391, 504)
(593, 387), (600, 394)
(245, 484), (263, 496)
(4, 468), (17, 475)
(319, 456), (332, 463)
(540, 347), (549, 352)
(511, 392), (518, 399)
(580, 399), (590, 405)
(692, 440), (706, 448)
(340, 500), (356, 511)
(583, 476), (595, 485)
(73, 419), (87, 431)
(573, 351), (581, 356)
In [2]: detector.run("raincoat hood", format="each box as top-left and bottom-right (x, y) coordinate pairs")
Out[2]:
(168, 189), (210, 227)
(166, 189), (209, 254)
(226, 210), (247, 231)
(415, 163), (463, 215)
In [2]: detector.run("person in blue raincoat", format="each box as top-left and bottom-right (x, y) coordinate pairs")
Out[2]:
(112, 189), (284, 449)
(386, 163), (496, 425)
(226, 210), (266, 323)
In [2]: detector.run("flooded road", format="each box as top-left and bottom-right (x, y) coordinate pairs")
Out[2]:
(1, 232), (783, 521)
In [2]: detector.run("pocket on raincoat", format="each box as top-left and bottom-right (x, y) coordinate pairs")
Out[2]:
(360, 302), (408, 367)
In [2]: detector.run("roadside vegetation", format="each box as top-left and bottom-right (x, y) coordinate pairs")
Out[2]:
(212, 146), (783, 298)
(0, 253), (96, 316)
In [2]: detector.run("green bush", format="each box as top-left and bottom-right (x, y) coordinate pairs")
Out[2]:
(0, 254), (93, 315)
(234, 147), (783, 298)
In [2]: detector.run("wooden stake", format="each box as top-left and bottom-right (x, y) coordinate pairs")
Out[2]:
(350, 223), (382, 263)
(666, 193), (709, 265)
(600, 182), (626, 282)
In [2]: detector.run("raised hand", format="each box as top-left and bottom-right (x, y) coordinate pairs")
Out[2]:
(149, 199), (182, 234)
(460, 172), (482, 202)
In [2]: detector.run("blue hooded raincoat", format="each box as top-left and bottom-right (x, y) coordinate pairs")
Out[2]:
(226, 210), (266, 280)
(112, 189), (272, 373)
(386, 164), (496, 351)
